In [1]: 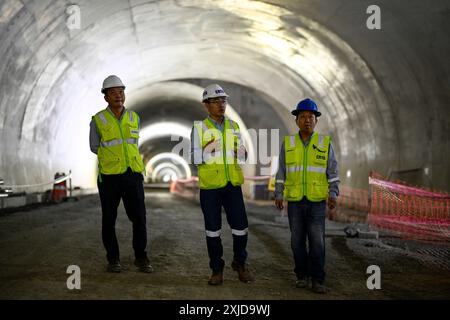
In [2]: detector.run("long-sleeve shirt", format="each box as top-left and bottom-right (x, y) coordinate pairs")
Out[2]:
(190, 116), (224, 165)
(274, 131), (340, 200)
(89, 107), (139, 154)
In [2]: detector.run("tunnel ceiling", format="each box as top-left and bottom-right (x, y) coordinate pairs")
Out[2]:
(0, 0), (449, 191)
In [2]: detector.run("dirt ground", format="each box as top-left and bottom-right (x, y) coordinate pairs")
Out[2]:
(0, 190), (449, 300)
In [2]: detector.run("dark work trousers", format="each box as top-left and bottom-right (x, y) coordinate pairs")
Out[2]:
(97, 168), (148, 263)
(287, 199), (326, 284)
(199, 182), (249, 273)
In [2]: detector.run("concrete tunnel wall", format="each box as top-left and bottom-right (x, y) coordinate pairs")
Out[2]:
(0, 0), (449, 193)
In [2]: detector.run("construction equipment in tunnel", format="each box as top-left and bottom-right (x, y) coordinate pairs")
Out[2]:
(0, 178), (13, 198)
(50, 170), (78, 203)
(0, 171), (82, 210)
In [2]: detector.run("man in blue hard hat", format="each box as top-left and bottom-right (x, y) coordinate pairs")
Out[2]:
(274, 98), (340, 294)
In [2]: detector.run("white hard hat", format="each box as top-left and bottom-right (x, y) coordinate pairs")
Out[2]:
(101, 75), (125, 94)
(202, 84), (229, 102)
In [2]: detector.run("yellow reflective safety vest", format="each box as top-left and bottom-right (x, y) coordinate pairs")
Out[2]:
(284, 132), (330, 202)
(194, 117), (244, 190)
(93, 108), (145, 175)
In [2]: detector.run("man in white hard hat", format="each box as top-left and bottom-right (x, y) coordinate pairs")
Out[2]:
(190, 84), (254, 285)
(89, 75), (153, 273)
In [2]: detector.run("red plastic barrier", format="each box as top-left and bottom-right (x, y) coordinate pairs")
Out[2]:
(51, 172), (67, 203)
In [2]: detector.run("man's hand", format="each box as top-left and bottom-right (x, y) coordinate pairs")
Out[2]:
(234, 144), (247, 162)
(327, 196), (337, 210)
(203, 138), (221, 153)
(275, 199), (284, 210)
(203, 138), (215, 148)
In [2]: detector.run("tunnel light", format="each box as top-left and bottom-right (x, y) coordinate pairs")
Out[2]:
(424, 167), (429, 175)
(346, 170), (351, 178)
(152, 162), (182, 181)
(159, 168), (177, 182)
(139, 122), (191, 146)
(147, 152), (192, 179)
(159, 170), (178, 183)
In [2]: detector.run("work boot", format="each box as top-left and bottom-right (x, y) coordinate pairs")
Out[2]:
(208, 271), (223, 285)
(231, 261), (255, 283)
(107, 261), (122, 273)
(134, 257), (154, 273)
(295, 277), (309, 288)
(311, 281), (328, 294)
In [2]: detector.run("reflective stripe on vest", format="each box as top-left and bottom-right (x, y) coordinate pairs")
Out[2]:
(93, 108), (145, 175)
(126, 138), (138, 145)
(98, 112), (108, 125)
(289, 135), (295, 148)
(100, 139), (123, 147)
(195, 117), (244, 189)
(283, 132), (330, 202)
(286, 165), (326, 174)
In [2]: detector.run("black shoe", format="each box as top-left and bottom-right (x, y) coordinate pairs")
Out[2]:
(134, 257), (154, 273)
(107, 261), (122, 273)
(208, 271), (224, 285)
(295, 277), (309, 288)
(311, 281), (328, 294)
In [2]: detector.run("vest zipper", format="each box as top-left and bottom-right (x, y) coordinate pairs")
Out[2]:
(302, 134), (308, 199)
(115, 116), (129, 170)
(223, 120), (230, 182)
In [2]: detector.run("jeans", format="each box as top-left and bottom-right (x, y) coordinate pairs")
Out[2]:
(287, 199), (326, 284)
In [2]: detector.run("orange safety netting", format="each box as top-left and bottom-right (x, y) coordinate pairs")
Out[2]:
(368, 171), (450, 242)
(337, 186), (369, 212)
(329, 186), (369, 223)
(170, 173), (450, 242)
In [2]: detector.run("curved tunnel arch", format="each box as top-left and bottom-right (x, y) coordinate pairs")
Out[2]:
(146, 152), (191, 182)
(1, 0), (448, 192)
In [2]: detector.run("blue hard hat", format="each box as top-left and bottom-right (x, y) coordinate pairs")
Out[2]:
(291, 98), (321, 117)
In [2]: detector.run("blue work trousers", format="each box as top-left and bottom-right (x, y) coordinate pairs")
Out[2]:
(200, 183), (249, 272)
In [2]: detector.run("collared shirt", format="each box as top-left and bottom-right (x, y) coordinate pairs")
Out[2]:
(89, 106), (139, 154)
(206, 115), (225, 131)
(274, 131), (340, 200)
